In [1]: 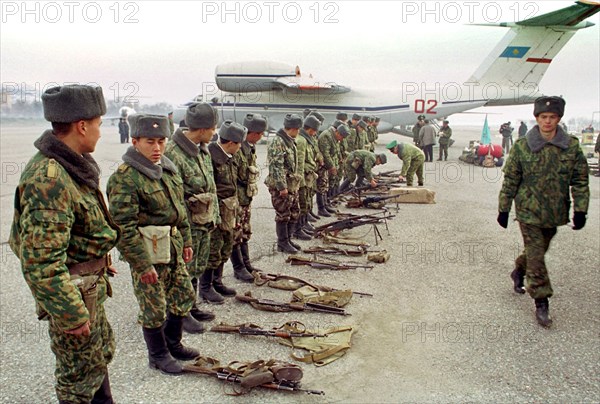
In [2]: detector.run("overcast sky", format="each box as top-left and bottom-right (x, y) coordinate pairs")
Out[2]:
(2, 0), (599, 126)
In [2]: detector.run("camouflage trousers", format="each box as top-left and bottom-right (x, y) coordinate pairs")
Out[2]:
(298, 186), (310, 215)
(208, 226), (234, 270)
(269, 188), (300, 223)
(316, 165), (329, 195)
(516, 222), (557, 299)
(405, 155), (425, 186)
(187, 226), (213, 278)
(234, 204), (253, 244)
(130, 262), (195, 328)
(328, 173), (340, 195)
(49, 303), (114, 403)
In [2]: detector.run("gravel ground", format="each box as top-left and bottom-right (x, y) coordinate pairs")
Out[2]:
(1, 122), (598, 403)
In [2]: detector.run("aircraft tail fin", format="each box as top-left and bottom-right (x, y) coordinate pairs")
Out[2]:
(467, 1), (599, 106)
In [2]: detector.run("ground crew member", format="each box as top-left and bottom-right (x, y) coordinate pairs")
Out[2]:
(167, 111), (175, 135)
(438, 120), (452, 161)
(107, 113), (198, 375)
(10, 84), (119, 403)
(229, 113), (269, 281)
(164, 102), (219, 333)
(386, 140), (425, 187)
(419, 119), (436, 162)
(205, 121), (247, 302)
(266, 113), (304, 253)
(119, 116), (129, 143)
(497, 96), (589, 327)
(294, 115), (322, 239)
(339, 150), (387, 193)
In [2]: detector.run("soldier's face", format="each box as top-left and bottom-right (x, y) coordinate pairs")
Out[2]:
(81, 117), (102, 153)
(536, 112), (560, 135)
(246, 131), (263, 144)
(199, 126), (216, 143)
(221, 141), (241, 155)
(132, 137), (166, 163)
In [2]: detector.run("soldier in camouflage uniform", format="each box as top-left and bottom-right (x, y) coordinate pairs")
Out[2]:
(412, 115), (425, 147)
(317, 122), (350, 216)
(347, 119), (367, 152)
(9, 85), (119, 403)
(497, 96), (589, 327)
(266, 114), (304, 253)
(164, 102), (219, 333)
(306, 111), (326, 221)
(205, 121), (247, 302)
(386, 140), (425, 187)
(339, 151), (387, 193)
(293, 115), (322, 240)
(107, 114), (199, 375)
(364, 116), (378, 152)
(437, 120), (452, 161)
(229, 114), (269, 282)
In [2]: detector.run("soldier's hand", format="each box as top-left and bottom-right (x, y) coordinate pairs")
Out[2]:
(328, 167), (337, 176)
(398, 175), (406, 183)
(141, 268), (159, 284)
(497, 212), (509, 228)
(279, 189), (289, 197)
(65, 321), (91, 337)
(183, 247), (193, 263)
(572, 212), (586, 230)
(370, 179), (377, 188)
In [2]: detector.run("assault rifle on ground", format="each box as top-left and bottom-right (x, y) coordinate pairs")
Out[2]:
(314, 211), (394, 237)
(236, 292), (350, 316)
(211, 322), (327, 338)
(346, 193), (406, 209)
(286, 255), (374, 270)
(183, 359), (324, 395)
(303, 245), (368, 257)
(253, 271), (373, 297)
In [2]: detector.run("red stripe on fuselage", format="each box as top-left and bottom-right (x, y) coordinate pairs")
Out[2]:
(526, 58), (552, 64)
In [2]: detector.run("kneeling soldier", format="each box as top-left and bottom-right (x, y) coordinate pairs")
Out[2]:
(107, 114), (198, 375)
(339, 150), (387, 193)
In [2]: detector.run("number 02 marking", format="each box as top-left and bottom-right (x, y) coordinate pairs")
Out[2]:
(414, 99), (438, 114)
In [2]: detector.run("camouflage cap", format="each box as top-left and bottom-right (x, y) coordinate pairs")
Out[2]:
(219, 120), (247, 143)
(42, 84), (106, 123)
(534, 96), (565, 117)
(283, 113), (303, 129)
(337, 124), (350, 138)
(243, 113), (268, 133)
(308, 110), (325, 123)
(131, 114), (170, 139)
(377, 153), (387, 164)
(303, 115), (321, 131)
(386, 140), (398, 150)
(185, 102), (218, 129)
(336, 112), (348, 121)
(351, 113), (361, 121)
(443, 120), (449, 124)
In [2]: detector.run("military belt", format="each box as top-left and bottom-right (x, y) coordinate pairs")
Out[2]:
(67, 254), (112, 277)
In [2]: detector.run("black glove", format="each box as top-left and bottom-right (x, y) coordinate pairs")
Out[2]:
(572, 212), (586, 230)
(497, 212), (509, 228)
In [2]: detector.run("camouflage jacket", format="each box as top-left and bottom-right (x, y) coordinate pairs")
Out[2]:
(165, 129), (220, 229)
(299, 128), (318, 173)
(438, 126), (453, 145)
(265, 129), (298, 191)
(234, 140), (258, 206)
(396, 143), (425, 176)
(9, 131), (119, 330)
(295, 134), (308, 188)
(346, 150), (377, 181)
(498, 126), (589, 227)
(209, 141), (239, 200)
(346, 126), (364, 152)
(107, 147), (192, 275)
(318, 127), (339, 170)
(367, 125), (378, 143)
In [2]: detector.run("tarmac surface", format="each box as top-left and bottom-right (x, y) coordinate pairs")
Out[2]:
(0, 121), (599, 403)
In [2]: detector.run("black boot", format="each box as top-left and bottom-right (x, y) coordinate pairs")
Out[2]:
(198, 268), (224, 304)
(287, 222), (302, 249)
(276, 222), (299, 253)
(534, 298), (552, 327)
(230, 244), (254, 283)
(302, 215), (315, 233)
(91, 372), (113, 404)
(189, 277), (215, 321)
(142, 326), (183, 374)
(240, 241), (261, 272)
(307, 209), (319, 222)
(293, 217), (312, 240)
(316, 193), (332, 217)
(164, 312), (201, 360)
(510, 268), (526, 294)
(308, 205), (321, 221)
(324, 193), (337, 214)
(338, 179), (352, 194)
(182, 312), (205, 334)
(213, 263), (236, 297)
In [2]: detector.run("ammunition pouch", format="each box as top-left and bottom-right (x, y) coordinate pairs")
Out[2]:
(138, 225), (173, 264)
(286, 173), (302, 193)
(219, 196), (239, 232)
(187, 192), (217, 225)
(247, 166), (260, 197)
(67, 254), (112, 325)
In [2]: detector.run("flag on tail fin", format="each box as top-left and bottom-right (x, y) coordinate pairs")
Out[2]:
(481, 115), (491, 145)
